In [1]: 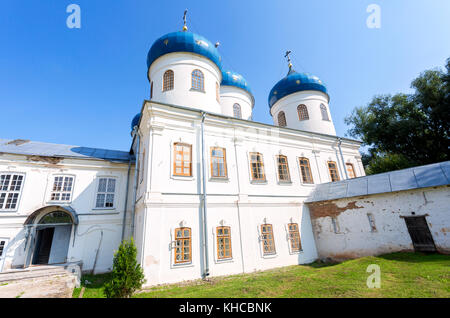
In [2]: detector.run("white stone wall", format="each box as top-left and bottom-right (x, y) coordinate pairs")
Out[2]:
(0, 154), (133, 273)
(270, 91), (336, 136)
(307, 185), (450, 260)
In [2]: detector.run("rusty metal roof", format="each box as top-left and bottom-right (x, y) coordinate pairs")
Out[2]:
(306, 161), (450, 203)
(0, 138), (131, 163)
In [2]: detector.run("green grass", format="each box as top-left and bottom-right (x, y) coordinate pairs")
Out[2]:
(73, 252), (450, 298)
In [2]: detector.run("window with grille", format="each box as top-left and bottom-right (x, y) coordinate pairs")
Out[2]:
(95, 178), (116, 208)
(233, 103), (242, 119)
(288, 223), (302, 252)
(320, 104), (329, 121)
(0, 240), (6, 256)
(173, 143), (192, 176)
(174, 227), (191, 264)
(249, 152), (265, 181)
(261, 224), (276, 255)
(346, 163), (356, 178)
(50, 176), (74, 202)
(0, 173), (24, 211)
(211, 147), (227, 178)
(278, 111), (287, 127)
(276, 155), (290, 182)
(297, 104), (309, 121)
(191, 69), (204, 91)
(327, 161), (340, 182)
(216, 226), (232, 260)
(163, 70), (174, 91)
(298, 158), (314, 184)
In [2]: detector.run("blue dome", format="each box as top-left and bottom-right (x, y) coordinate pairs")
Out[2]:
(147, 31), (222, 71)
(221, 70), (252, 95)
(131, 113), (141, 130)
(268, 70), (328, 108)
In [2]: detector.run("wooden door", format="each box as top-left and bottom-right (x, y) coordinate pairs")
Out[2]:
(404, 216), (436, 252)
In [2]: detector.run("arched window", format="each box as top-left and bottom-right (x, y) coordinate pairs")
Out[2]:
(298, 157), (314, 184)
(233, 103), (242, 119)
(191, 69), (204, 91)
(320, 104), (329, 121)
(150, 81), (153, 99)
(297, 104), (309, 121)
(278, 111), (287, 127)
(163, 70), (174, 91)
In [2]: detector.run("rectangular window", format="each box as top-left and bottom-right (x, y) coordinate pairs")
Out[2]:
(216, 226), (232, 260)
(173, 143), (192, 177)
(50, 176), (74, 202)
(0, 240), (5, 256)
(367, 213), (377, 232)
(249, 152), (265, 181)
(346, 163), (356, 179)
(327, 161), (340, 182)
(95, 178), (116, 208)
(299, 158), (314, 184)
(174, 227), (191, 264)
(211, 147), (227, 178)
(261, 224), (276, 255)
(0, 173), (24, 211)
(331, 217), (340, 234)
(288, 223), (302, 252)
(276, 155), (291, 182)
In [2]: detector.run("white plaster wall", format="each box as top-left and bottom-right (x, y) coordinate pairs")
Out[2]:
(270, 91), (336, 136)
(0, 154), (133, 273)
(219, 86), (253, 120)
(308, 185), (450, 260)
(148, 52), (222, 114)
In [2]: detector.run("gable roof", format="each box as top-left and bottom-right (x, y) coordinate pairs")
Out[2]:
(0, 138), (131, 163)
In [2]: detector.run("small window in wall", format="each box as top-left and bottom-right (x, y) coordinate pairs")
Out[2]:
(216, 226), (232, 260)
(163, 70), (174, 91)
(233, 103), (242, 119)
(50, 176), (74, 202)
(261, 224), (276, 255)
(210, 147), (227, 178)
(174, 227), (191, 264)
(276, 155), (291, 182)
(327, 161), (340, 182)
(173, 143), (192, 177)
(331, 217), (340, 234)
(346, 163), (356, 179)
(297, 104), (309, 121)
(150, 81), (153, 99)
(216, 82), (220, 102)
(288, 223), (302, 252)
(298, 158), (314, 184)
(367, 213), (377, 232)
(95, 178), (116, 208)
(0, 240), (6, 256)
(320, 104), (330, 121)
(249, 152), (266, 181)
(278, 111), (287, 127)
(191, 69), (204, 91)
(0, 173), (25, 211)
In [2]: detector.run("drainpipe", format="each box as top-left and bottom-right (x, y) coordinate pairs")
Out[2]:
(131, 127), (141, 238)
(337, 137), (348, 179)
(121, 160), (132, 241)
(200, 112), (209, 279)
(233, 127), (245, 274)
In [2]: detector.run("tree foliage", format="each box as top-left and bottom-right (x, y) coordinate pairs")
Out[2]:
(345, 58), (449, 174)
(104, 238), (145, 298)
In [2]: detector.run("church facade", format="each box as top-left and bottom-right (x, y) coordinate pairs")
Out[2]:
(0, 24), (366, 286)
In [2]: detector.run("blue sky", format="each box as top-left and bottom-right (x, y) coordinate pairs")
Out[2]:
(1, 1), (449, 151)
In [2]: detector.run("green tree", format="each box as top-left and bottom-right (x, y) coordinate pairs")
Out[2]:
(345, 58), (449, 174)
(104, 238), (145, 298)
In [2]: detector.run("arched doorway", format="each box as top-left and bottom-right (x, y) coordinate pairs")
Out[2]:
(24, 206), (78, 266)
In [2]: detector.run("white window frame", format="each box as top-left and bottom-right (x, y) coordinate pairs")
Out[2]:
(48, 175), (75, 203)
(0, 238), (10, 272)
(0, 172), (26, 212)
(93, 177), (118, 210)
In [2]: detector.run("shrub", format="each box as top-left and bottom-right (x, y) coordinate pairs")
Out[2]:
(104, 238), (146, 298)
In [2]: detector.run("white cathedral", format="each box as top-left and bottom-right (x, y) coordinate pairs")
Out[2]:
(0, 21), (366, 286)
